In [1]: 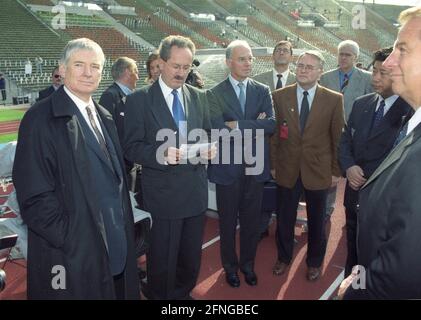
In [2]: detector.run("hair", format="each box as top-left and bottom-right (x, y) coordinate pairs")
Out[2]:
(297, 50), (325, 69)
(146, 51), (160, 79)
(338, 39), (360, 57)
(273, 40), (293, 55)
(158, 35), (195, 62)
(111, 57), (137, 81)
(399, 6), (421, 25)
(59, 38), (105, 68)
(226, 40), (251, 59)
(372, 47), (393, 65)
(51, 66), (60, 76)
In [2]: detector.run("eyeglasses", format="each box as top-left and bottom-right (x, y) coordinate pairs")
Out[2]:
(296, 64), (320, 71)
(274, 48), (291, 54)
(233, 56), (256, 64)
(54, 74), (61, 79)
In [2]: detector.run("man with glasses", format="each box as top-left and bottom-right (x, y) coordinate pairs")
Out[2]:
(124, 35), (216, 300)
(207, 40), (275, 288)
(37, 66), (62, 101)
(271, 51), (344, 281)
(254, 40), (296, 92)
(253, 41), (296, 240)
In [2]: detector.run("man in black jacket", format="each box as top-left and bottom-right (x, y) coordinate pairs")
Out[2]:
(99, 57), (139, 143)
(338, 47), (411, 278)
(37, 66), (62, 101)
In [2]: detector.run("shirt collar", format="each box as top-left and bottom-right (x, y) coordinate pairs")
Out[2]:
(273, 68), (290, 79)
(339, 67), (355, 79)
(63, 85), (94, 111)
(228, 74), (248, 88)
(116, 81), (133, 96)
(158, 75), (182, 98)
(297, 83), (317, 98)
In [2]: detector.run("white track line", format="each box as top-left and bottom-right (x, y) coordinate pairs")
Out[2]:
(319, 270), (344, 300)
(202, 224), (239, 250)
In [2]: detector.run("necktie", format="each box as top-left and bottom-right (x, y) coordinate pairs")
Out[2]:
(300, 91), (309, 134)
(341, 73), (349, 92)
(171, 89), (186, 129)
(372, 99), (385, 129)
(276, 74), (283, 89)
(238, 82), (246, 114)
(393, 121), (409, 148)
(86, 106), (110, 160)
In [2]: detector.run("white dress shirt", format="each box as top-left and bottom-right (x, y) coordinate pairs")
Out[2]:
(407, 106), (421, 136)
(64, 86), (104, 141)
(375, 94), (399, 116)
(296, 84), (317, 114)
(272, 69), (290, 89)
(158, 76), (185, 116)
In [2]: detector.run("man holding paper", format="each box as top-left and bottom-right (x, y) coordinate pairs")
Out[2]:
(124, 35), (216, 300)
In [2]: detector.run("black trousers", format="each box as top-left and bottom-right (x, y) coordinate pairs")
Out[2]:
(343, 184), (359, 277)
(1, 89), (6, 101)
(276, 177), (328, 268)
(147, 214), (205, 300)
(216, 175), (264, 274)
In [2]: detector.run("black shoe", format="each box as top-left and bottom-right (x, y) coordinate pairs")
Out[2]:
(242, 270), (257, 286)
(225, 272), (240, 288)
(260, 229), (269, 240)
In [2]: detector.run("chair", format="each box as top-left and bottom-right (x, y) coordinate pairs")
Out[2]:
(0, 234), (18, 292)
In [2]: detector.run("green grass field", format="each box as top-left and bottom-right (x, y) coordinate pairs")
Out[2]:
(0, 109), (26, 122)
(0, 133), (18, 144)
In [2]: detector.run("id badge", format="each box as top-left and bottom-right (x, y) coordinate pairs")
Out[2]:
(280, 120), (288, 139)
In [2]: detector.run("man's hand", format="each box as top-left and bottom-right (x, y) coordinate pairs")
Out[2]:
(346, 165), (367, 190)
(200, 144), (217, 160)
(225, 121), (238, 130)
(337, 266), (360, 299)
(165, 147), (183, 165)
(257, 112), (267, 120)
(271, 169), (276, 179)
(331, 175), (340, 187)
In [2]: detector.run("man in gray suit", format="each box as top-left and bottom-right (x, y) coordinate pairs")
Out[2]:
(320, 40), (373, 120)
(339, 7), (421, 299)
(320, 40), (373, 220)
(253, 40), (296, 91)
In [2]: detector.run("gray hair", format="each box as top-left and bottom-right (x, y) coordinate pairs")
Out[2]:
(297, 50), (325, 69)
(111, 57), (137, 81)
(59, 38), (105, 68)
(226, 40), (251, 59)
(338, 40), (360, 57)
(159, 35), (195, 62)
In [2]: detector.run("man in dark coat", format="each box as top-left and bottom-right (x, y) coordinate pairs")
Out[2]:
(12, 38), (140, 300)
(99, 56), (138, 144)
(37, 66), (62, 101)
(338, 47), (412, 277)
(339, 7), (421, 299)
(124, 35), (216, 300)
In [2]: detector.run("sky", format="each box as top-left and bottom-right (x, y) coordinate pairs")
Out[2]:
(342, 0), (421, 6)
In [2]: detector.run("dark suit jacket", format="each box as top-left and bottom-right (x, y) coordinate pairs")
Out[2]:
(99, 82), (126, 143)
(271, 84), (344, 190)
(123, 81), (211, 219)
(207, 78), (276, 185)
(344, 121), (421, 299)
(12, 87), (139, 299)
(339, 93), (411, 179)
(38, 85), (56, 101)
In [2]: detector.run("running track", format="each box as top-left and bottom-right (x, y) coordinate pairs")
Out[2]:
(0, 120), (20, 135)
